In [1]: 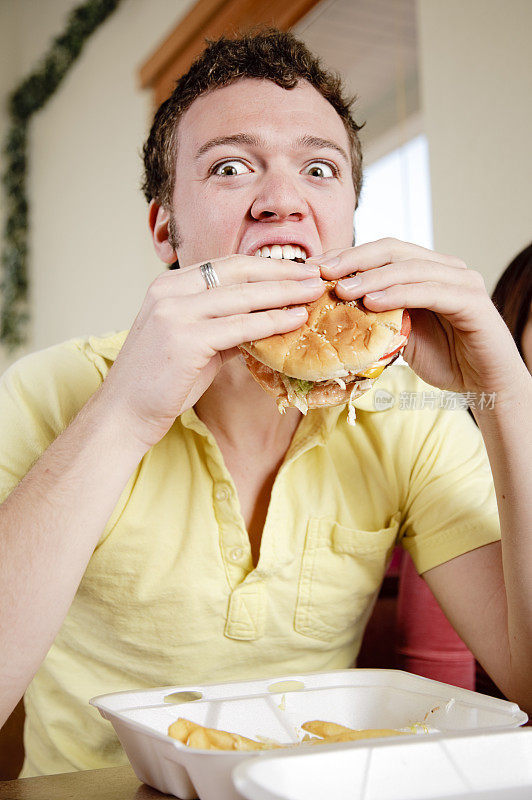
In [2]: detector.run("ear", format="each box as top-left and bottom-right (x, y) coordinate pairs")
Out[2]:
(148, 200), (177, 264)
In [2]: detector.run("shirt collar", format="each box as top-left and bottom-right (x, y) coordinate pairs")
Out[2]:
(292, 384), (381, 448)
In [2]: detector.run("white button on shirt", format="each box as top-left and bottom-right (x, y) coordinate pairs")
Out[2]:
(215, 485), (230, 502)
(230, 547), (244, 561)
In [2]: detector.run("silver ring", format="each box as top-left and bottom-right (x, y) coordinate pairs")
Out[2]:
(199, 261), (220, 290)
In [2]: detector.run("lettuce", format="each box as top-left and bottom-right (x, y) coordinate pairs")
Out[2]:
(287, 377), (314, 396)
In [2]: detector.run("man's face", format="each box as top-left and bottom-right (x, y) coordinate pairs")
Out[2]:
(168, 78), (357, 266)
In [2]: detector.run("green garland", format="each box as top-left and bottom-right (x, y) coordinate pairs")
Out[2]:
(1, 0), (122, 350)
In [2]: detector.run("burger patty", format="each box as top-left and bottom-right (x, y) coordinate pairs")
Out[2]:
(241, 350), (379, 410)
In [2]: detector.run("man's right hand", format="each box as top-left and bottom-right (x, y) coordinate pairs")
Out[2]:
(100, 256), (324, 450)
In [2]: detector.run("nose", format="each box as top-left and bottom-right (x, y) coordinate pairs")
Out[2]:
(250, 171), (309, 222)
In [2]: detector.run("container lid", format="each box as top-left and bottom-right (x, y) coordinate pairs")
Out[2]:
(233, 728), (532, 800)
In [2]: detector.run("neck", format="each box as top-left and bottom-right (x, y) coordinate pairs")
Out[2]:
(194, 353), (302, 452)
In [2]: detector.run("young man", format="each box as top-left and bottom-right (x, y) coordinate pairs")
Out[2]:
(0, 30), (530, 776)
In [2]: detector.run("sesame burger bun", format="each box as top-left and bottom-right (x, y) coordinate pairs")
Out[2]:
(239, 280), (411, 414)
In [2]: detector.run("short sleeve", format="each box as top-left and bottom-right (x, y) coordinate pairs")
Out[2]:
(0, 340), (103, 504)
(393, 383), (501, 574)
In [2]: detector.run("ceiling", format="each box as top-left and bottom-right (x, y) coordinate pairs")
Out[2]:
(293, 0), (420, 150)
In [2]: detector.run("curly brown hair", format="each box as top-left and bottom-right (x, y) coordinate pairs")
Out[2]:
(141, 27), (364, 215)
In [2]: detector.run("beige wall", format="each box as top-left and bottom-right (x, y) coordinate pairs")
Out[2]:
(0, 0), (194, 372)
(417, 0), (532, 292)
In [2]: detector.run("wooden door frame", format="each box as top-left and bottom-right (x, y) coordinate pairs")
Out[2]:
(139, 0), (321, 106)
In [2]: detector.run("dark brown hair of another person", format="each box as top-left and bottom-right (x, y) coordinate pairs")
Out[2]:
(141, 27), (364, 213)
(491, 242), (532, 359)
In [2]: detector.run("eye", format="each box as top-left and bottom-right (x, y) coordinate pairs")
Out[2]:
(303, 161), (337, 178)
(211, 160), (251, 176)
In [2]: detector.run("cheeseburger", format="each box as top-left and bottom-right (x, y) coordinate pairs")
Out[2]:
(240, 276), (410, 422)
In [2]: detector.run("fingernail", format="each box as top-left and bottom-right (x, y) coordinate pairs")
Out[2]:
(365, 290), (386, 300)
(301, 262), (321, 274)
(304, 278), (324, 289)
(320, 256), (340, 268)
(286, 306), (307, 315)
(338, 275), (361, 291)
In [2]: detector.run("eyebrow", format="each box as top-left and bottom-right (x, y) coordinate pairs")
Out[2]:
(297, 135), (350, 164)
(195, 133), (258, 159)
(195, 133), (350, 164)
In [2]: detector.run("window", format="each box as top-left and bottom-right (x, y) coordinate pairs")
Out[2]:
(354, 135), (433, 249)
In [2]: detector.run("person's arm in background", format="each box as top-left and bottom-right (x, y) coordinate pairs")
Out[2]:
(0, 255), (323, 728)
(307, 238), (532, 713)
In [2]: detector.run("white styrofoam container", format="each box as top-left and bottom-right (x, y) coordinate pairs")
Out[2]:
(90, 669), (528, 800)
(233, 728), (532, 800)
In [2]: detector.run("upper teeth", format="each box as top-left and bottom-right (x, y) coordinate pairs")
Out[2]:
(254, 244), (307, 260)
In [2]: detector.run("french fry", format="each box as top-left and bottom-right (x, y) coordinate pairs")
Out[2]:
(301, 720), (407, 743)
(168, 717), (408, 751)
(168, 718), (198, 741)
(308, 729), (407, 744)
(301, 720), (356, 738)
(168, 718), (278, 751)
(186, 727), (269, 751)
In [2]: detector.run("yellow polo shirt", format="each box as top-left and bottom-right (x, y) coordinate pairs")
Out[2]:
(0, 332), (500, 776)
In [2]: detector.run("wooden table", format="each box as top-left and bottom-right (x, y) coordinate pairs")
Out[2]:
(0, 765), (175, 799)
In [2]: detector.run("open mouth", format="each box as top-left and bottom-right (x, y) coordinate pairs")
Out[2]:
(253, 244), (307, 262)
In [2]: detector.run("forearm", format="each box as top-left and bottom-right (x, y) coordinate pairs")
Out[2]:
(472, 369), (532, 706)
(0, 387), (147, 726)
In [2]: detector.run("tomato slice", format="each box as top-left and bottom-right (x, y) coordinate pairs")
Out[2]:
(400, 309), (411, 338)
(379, 310), (411, 361)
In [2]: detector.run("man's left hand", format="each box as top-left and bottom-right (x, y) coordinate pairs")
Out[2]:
(307, 238), (525, 401)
